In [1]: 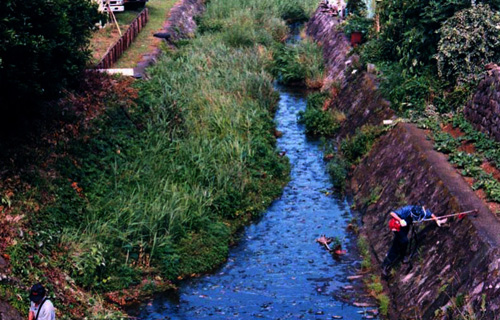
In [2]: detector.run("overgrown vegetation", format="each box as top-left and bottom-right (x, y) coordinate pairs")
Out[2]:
(340, 14), (373, 38)
(356, 1), (500, 115)
(271, 38), (325, 87)
(298, 92), (341, 136)
(340, 126), (384, 164)
(0, 0), (327, 317)
(428, 115), (500, 203)
(436, 4), (500, 84)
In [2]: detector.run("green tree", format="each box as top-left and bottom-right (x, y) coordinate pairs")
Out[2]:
(346, 0), (367, 16)
(436, 4), (500, 84)
(377, 0), (500, 74)
(0, 0), (102, 118)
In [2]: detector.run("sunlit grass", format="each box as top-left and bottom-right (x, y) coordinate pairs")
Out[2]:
(63, 0), (320, 290)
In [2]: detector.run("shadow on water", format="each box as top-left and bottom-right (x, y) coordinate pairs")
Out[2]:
(128, 83), (376, 319)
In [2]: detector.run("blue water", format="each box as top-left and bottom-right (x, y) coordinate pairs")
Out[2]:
(131, 86), (373, 319)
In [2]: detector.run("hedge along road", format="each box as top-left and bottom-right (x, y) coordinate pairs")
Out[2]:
(128, 82), (372, 319)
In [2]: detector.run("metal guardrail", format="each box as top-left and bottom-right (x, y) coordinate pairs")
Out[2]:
(96, 8), (149, 69)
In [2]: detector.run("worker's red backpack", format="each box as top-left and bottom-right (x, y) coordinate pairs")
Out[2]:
(388, 218), (401, 232)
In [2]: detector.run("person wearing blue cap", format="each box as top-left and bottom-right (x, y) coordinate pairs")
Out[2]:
(28, 283), (55, 320)
(381, 205), (442, 277)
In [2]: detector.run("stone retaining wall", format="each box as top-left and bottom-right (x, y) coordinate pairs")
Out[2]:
(306, 7), (394, 139)
(306, 4), (350, 88)
(465, 67), (500, 142)
(307, 6), (500, 319)
(352, 124), (500, 319)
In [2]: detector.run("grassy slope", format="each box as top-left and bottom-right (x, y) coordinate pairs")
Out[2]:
(1, 0), (324, 318)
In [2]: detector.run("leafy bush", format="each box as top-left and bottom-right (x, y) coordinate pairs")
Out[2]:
(327, 155), (349, 191)
(0, 0), (102, 118)
(279, 0), (308, 23)
(436, 4), (500, 84)
(376, 0), (500, 74)
(341, 15), (373, 37)
(378, 64), (446, 113)
(298, 92), (340, 136)
(271, 39), (324, 86)
(340, 126), (383, 164)
(346, 0), (367, 16)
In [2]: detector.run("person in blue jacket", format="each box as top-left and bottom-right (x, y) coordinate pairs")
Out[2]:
(381, 205), (442, 277)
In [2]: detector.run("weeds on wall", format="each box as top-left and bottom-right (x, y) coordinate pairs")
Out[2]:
(340, 125), (384, 164)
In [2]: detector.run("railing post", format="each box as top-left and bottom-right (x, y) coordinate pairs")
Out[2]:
(96, 7), (150, 69)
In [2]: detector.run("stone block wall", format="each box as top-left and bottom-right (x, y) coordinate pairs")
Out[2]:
(352, 124), (500, 319)
(306, 7), (394, 139)
(307, 5), (500, 319)
(306, 5), (351, 87)
(465, 67), (500, 142)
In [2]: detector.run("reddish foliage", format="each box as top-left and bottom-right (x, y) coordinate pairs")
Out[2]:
(481, 162), (500, 181)
(44, 71), (139, 147)
(441, 123), (464, 138)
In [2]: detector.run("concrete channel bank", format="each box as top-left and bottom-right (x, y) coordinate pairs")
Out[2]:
(306, 5), (500, 320)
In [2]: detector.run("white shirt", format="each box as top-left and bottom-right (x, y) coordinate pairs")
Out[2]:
(30, 299), (56, 320)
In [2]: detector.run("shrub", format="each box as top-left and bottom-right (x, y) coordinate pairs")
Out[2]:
(327, 155), (349, 191)
(298, 92), (339, 136)
(378, 64), (446, 113)
(436, 4), (500, 84)
(341, 15), (373, 38)
(376, 0), (500, 74)
(346, 0), (367, 16)
(271, 39), (324, 86)
(340, 126), (383, 163)
(0, 0), (102, 118)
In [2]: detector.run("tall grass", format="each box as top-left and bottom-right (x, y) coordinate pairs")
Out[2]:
(54, 0), (320, 290)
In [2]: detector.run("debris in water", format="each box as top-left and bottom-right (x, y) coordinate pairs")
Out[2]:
(332, 316), (343, 319)
(333, 244), (347, 256)
(347, 275), (363, 281)
(353, 302), (377, 308)
(367, 309), (379, 315)
(316, 235), (332, 250)
(342, 285), (354, 290)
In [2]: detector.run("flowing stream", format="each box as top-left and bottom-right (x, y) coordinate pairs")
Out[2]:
(130, 83), (376, 319)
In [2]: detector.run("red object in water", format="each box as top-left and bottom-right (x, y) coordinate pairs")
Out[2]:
(350, 32), (363, 47)
(458, 213), (466, 220)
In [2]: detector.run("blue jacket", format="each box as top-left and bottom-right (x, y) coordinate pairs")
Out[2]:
(394, 205), (432, 222)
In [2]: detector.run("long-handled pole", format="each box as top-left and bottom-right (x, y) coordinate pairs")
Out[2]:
(413, 209), (478, 223)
